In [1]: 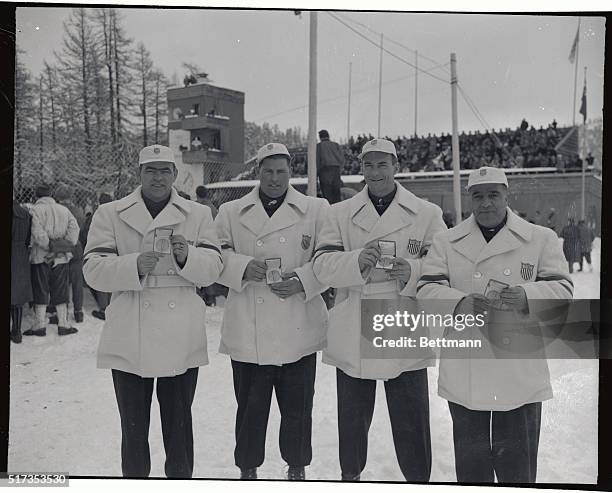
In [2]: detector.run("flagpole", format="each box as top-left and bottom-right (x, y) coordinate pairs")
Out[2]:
(581, 66), (587, 220)
(347, 62), (352, 144)
(572, 18), (581, 126)
(414, 50), (418, 137)
(377, 33), (384, 138)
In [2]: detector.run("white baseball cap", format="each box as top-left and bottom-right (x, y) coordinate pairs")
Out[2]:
(467, 166), (509, 190)
(139, 145), (175, 166)
(358, 139), (398, 160)
(257, 143), (291, 164)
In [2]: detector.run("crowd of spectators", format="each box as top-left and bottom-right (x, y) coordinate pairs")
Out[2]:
(239, 119), (589, 180)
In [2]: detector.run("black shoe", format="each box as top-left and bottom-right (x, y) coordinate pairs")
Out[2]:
(341, 473), (361, 481)
(24, 328), (46, 337)
(58, 326), (78, 336)
(48, 315), (59, 325)
(240, 468), (257, 480)
(10, 331), (22, 344)
(74, 311), (84, 323)
(92, 310), (106, 321)
(287, 466), (305, 481)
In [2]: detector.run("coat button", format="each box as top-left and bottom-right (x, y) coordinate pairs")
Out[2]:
(143, 301), (151, 309)
(503, 268), (511, 276)
(257, 297), (264, 304)
(279, 237), (286, 243)
(256, 240), (263, 247)
(169, 301), (176, 309)
(474, 272), (482, 279)
(167, 269), (175, 275)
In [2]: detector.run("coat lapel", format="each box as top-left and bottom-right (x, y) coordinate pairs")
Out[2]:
(116, 188), (150, 236)
(238, 187), (271, 237)
(476, 209), (531, 263)
(257, 185), (307, 239)
(116, 187), (190, 237)
(449, 215), (486, 264)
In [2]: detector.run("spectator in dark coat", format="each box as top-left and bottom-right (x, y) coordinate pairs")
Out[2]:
(560, 217), (581, 274)
(81, 192), (113, 320)
(195, 185), (218, 218)
(11, 197), (33, 343)
(316, 129), (345, 204)
(577, 219), (595, 272)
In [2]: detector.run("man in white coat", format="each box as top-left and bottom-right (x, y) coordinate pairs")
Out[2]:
(312, 138), (447, 481)
(83, 144), (223, 478)
(215, 143), (329, 481)
(417, 166), (573, 483)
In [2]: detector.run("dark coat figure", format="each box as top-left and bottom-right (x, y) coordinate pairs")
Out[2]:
(11, 200), (32, 342)
(560, 219), (581, 273)
(577, 219), (595, 271)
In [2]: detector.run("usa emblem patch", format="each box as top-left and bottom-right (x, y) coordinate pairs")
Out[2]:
(154, 147), (160, 154)
(407, 238), (422, 256)
(480, 168), (487, 176)
(301, 234), (312, 250)
(521, 262), (535, 281)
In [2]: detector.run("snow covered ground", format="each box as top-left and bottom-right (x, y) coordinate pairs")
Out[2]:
(8, 239), (600, 483)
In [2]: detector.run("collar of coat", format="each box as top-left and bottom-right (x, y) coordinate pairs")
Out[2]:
(233, 184), (310, 239)
(333, 182), (425, 243)
(114, 186), (193, 236)
(446, 208), (534, 264)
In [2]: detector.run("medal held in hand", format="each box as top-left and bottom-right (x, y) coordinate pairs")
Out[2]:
(153, 228), (173, 254)
(265, 258), (283, 284)
(376, 240), (396, 270)
(484, 278), (510, 309)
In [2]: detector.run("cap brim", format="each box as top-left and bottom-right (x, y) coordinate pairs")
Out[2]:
(139, 158), (176, 165)
(466, 180), (508, 190)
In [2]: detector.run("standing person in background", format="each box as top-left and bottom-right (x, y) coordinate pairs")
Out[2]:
(195, 185), (221, 305)
(560, 217), (581, 274)
(81, 192), (113, 320)
(195, 185), (218, 218)
(83, 144), (223, 478)
(577, 219), (595, 272)
(53, 183), (85, 323)
(26, 184), (79, 337)
(316, 129), (345, 204)
(11, 194), (33, 343)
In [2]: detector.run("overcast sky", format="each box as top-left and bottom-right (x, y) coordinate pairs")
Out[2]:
(16, 7), (605, 142)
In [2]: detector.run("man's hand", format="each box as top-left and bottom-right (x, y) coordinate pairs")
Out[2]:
(455, 293), (490, 318)
(137, 251), (164, 276)
(387, 257), (412, 282)
(499, 286), (529, 313)
(243, 259), (267, 282)
(171, 234), (189, 266)
(269, 272), (304, 299)
(358, 243), (381, 277)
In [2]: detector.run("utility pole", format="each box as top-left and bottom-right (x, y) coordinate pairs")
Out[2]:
(414, 50), (418, 137)
(450, 53), (462, 224)
(347, 62), (352, 143)
(307, 11), (318, 197)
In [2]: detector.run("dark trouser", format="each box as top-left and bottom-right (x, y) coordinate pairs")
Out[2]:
(68, 257), (83, 312)
(10, 306), (23, 334)
(231, 353), (316, 470)
(336, 368), (431, 481)
(111, 367), (199, 478)
(88, 287), (111, 311)
(448, 401), (542, 483)
(31, 263), (69, 305)
(319, 166), (342, 204)
(580, 251), (592, 270)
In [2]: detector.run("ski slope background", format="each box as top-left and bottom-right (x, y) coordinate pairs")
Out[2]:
(8, 239), (601, 483)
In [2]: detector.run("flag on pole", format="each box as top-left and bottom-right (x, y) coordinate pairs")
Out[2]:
(579, 79), (587, 122)
(569, 25), (579, 63)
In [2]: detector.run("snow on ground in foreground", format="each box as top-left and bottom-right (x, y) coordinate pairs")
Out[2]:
(8, 239), (600, 482)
